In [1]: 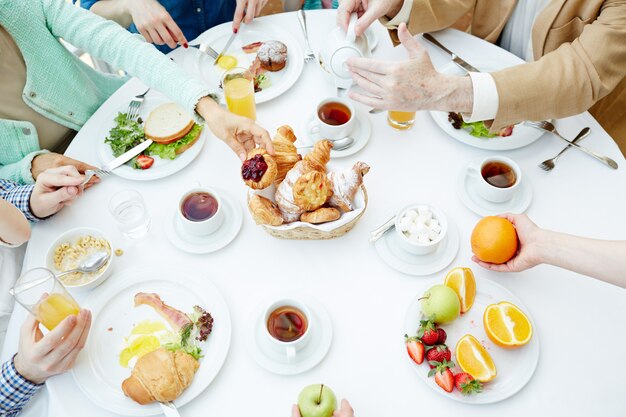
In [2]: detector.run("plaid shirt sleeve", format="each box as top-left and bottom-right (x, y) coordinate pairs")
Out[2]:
(0, 179), (39, 223)
(0, 356), (43, 416)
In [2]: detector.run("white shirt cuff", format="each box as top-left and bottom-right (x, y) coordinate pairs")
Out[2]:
(385, 0), (412, 28)
(464, 72), (499, 122)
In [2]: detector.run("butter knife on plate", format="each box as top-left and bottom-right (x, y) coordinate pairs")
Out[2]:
(160, 401), (181, 417)
(213, 30), (238, 65)
(82, 139), (153, 186)
(423, 33), (480, 73)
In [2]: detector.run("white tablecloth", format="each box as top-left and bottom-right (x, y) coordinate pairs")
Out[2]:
(3, 10), (626, 417)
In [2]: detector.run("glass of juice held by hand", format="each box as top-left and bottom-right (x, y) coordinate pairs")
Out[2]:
(223, 68), (256, 120)
(10, 267), (80, 331)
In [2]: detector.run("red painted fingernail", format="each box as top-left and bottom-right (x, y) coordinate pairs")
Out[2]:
(233, 28), (238, 34)
(183, 43), (188, 48)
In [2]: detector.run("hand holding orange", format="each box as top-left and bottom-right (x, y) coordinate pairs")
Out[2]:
(471, 216), (518, 264)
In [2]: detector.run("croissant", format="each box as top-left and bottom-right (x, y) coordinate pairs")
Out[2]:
(248, 194), (284, 226)
(301, 207), (341, 224)
(122, 348), (199, 405)
(327, 162), (370, 212)
(274, 160), (311, 222)
(272, 125), (302, 184)
(241, 148), (278, 190)
(303, 140), (333, 172)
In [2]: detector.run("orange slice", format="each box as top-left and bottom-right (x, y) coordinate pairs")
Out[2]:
(443, 267), (476, 313)
(455, 334), (497, 382)
(483, 301), (533, 349)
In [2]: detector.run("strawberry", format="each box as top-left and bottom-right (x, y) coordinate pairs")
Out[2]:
(426, 345), (451, 366)
(436, 328), (447, 344)
(417, 320), (439, 345)
(428, 359), (455, 393)
(454, 373), (483, 395)
(134, 154), (154, 170)
(404, 335), (425, 365)
(500, 125), (514, 137)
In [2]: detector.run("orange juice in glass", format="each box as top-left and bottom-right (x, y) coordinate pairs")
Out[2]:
(388, 110), (416, 130)
(223, 68), (256, 120)
(9, 267), (80, 331)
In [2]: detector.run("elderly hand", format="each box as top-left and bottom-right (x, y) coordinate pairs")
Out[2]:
(337, 0), (404, 36)
(197, 97), (273, 161)
(125, 0), (187, 49)
(347, 23), (473, 113)
(13, 309), (92, 384)
(472, 213), (545, 273)
(30, 166), (86, 219)
(291, 399), (355, 417)
(233, 0), (269, 32)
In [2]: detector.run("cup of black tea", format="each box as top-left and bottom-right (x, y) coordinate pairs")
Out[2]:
(263, 298), (312, 362)
(467, 156), (522, 203)
(308, 97), (355, 140)
(178, 188), (223, 236)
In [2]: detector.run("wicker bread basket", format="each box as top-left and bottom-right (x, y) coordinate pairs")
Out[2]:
(247, 185), (368, 240)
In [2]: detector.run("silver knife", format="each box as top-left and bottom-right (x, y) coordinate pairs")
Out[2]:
(160, 401), (181, 417)
(423, 33), (480, 73)
(189, 43), (219, 60)
(103, 139), (153, 171)
(214, 30), (237, 65)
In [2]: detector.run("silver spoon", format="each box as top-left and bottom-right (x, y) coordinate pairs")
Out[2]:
(298, 137), (355, 152)
(369, 216), (396, 242)
(55, 251), (110, 279)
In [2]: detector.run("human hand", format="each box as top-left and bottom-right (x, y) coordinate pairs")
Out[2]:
(30, 166), (86, 219)
(31, 153), (96, 180)
(196, 97), (273, 161)
(337, 0), (404, 36)
(472, 213), (546, 273)
(125, 0), (187, 49)
(13, 309), (92, 384)
(291, 399), (354, 417)
(233, 0), (269, 32)
(347, 23), (471, 113)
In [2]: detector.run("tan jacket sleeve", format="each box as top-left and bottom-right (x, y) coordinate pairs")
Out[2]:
(491, 0), (626, 130)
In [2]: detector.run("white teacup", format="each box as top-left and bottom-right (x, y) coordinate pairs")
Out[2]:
(467, 156), (522, 203)
(308, 97), (355, 140)
(177, 187), (224, 236)
(263, 298), (312, 363)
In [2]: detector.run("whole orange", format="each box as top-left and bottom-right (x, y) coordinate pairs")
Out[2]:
(471, 216), (518, 264)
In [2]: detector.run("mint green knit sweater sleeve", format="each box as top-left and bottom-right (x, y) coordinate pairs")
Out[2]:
(41, 0), (214, 118)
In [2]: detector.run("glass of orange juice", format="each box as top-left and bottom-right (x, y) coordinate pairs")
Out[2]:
(388, 110), (417, 130)
(223, 67), (256, 120)
(9, 268), (80, 331)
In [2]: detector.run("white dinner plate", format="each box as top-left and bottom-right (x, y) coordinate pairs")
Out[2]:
(191, 20), (304, 104)
(72, 266), (232, 416)
(97, 94), (206, 181)
(404, 277), (539, 404)
(429, 59), (545, 151)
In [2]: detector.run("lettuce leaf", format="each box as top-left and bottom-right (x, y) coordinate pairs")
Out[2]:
(146, 123), (203, 160)
(104, 113), (145, 157)
(461, 120), (497, 138)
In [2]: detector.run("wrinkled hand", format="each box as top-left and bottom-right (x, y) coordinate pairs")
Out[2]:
(347, 23), (454, 111)
(197, 97), (273, 161)
(30, 166), (86, 219)
(337, 0), (404, 36)
(233, 0), (269, 32)
(14, 309), (92, 384)
(472, 213), (545, 273)
(31, 152), (96, 180)
(125, 0), (187, 49)
(291, 400), (355, 417)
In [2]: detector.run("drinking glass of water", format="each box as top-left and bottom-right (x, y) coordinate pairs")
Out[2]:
(109, 189), (151, 238)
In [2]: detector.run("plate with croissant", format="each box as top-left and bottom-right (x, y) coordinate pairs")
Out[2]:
(71, 265), (231, 416)
(241, 126), (370, 239)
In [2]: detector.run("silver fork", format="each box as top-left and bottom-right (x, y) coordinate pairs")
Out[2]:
(126, 88), (150, 120)
(538, 127), (590, 171)
(80, 168), (111, 187)
(525, 120), (618, 170)
(297, 9), (315, 63)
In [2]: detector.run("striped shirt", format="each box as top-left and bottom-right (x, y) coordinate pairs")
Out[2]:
(0, 356), (43, 416)
(0, 179), (38, 223)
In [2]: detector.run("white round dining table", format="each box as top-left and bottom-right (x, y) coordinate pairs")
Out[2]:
(3, 9), (626, 417)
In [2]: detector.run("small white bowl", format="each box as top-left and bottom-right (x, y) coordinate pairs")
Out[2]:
(394, 204), (448, 256)
(45, 227), (114, 290)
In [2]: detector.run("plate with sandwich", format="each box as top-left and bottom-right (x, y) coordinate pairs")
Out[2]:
(97, 95), (206, 181)
(71, 265), (231, 416)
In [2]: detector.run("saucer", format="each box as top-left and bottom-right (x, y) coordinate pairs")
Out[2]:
(164, 191), (243, 254)
(457, 162), (533, 217)
(374, 219), (460, 277)
(248, 297), (333, 375)
(300, 108), (371, 158)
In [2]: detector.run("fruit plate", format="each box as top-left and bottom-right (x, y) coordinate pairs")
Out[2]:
(71, 266), (231, 416)
(404, 277), (539, 404)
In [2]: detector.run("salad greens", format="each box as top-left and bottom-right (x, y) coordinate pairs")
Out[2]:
(163, 305), (214, 360)
(146, 123), (203, 160)
(460, 120), (497, 138)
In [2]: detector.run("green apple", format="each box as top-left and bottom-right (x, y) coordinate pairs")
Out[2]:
(297, 384), (337, 417)
(420, 285), (460, 323)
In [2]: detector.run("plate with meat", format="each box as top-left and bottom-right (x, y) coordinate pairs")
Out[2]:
(191, 20), (304, 104)
(429, 60), (545, 151)
(71, 266), (231, 416)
